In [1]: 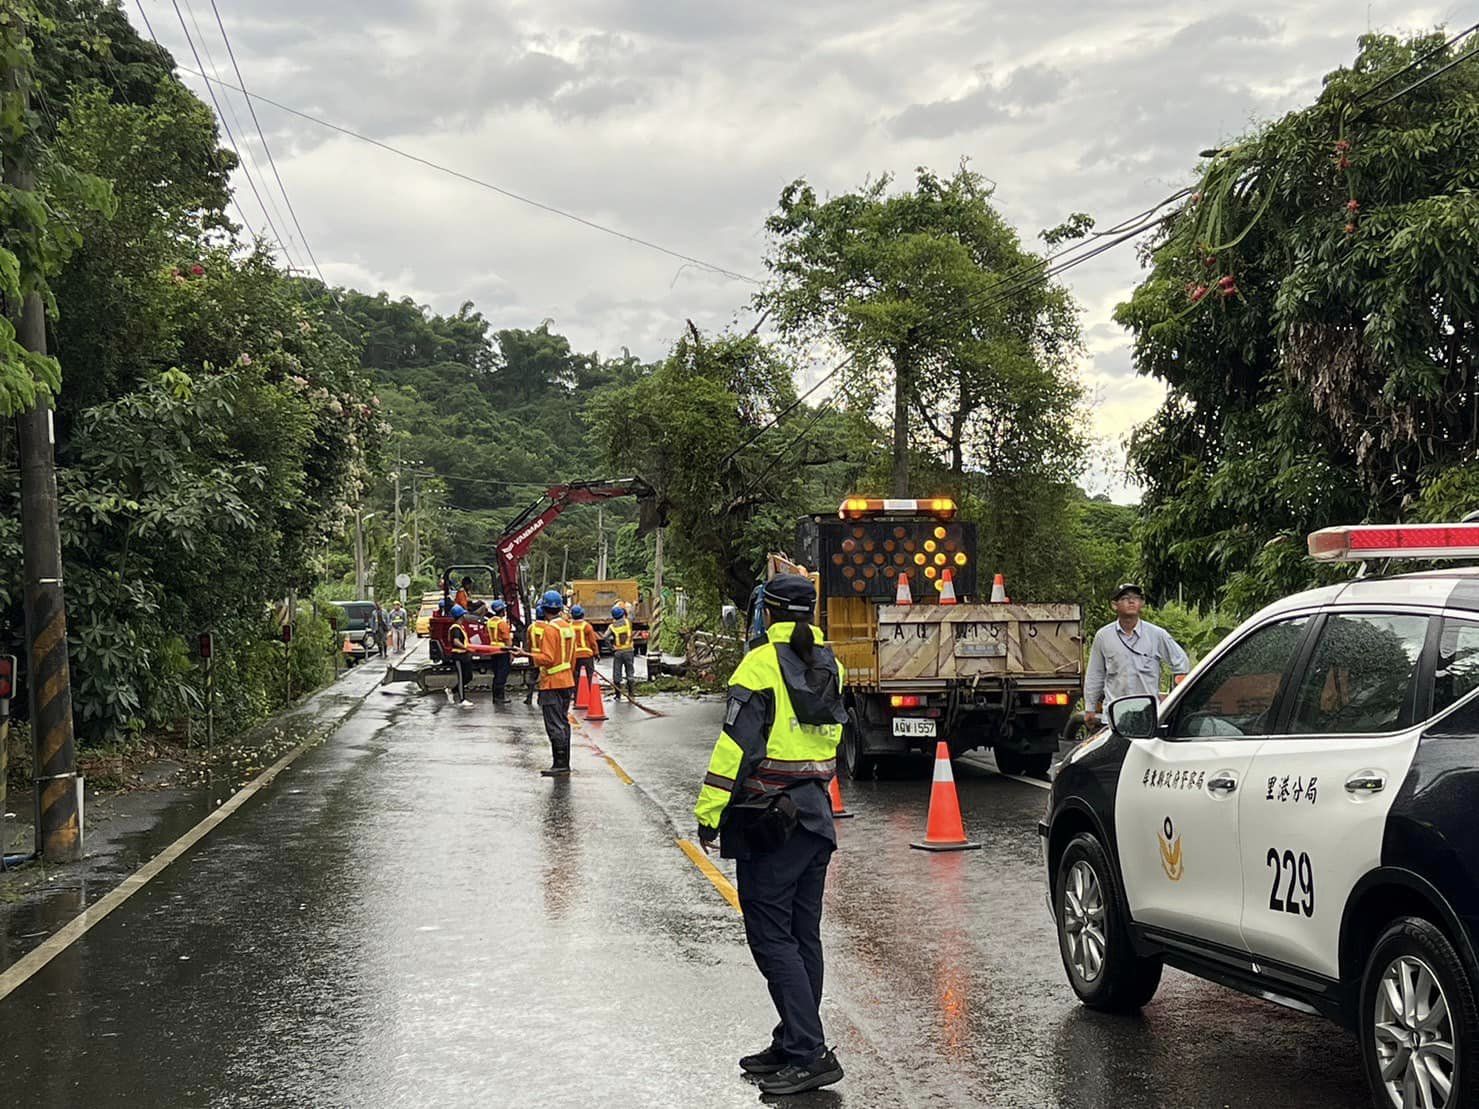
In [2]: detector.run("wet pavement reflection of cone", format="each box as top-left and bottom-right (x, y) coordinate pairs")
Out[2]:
(574, 670), (591, 710)
(828, 775), (854, 819)
(911, 741), (981, 852)
(586, 677), (607, 721)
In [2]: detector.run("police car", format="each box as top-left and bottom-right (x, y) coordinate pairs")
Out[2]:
(1041, 522), (1479, 1109)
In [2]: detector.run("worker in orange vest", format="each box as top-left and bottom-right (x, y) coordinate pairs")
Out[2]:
(445, 605), (475, 709)
(569, 605), (600, 696)
(486, 599), (514, 704)
(519, 589), (578, 775)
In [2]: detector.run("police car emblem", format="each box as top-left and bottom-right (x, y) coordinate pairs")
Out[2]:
(1157, 817), (1183, 881)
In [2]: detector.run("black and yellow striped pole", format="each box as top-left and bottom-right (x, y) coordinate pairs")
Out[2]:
(7, 24), (81, 863)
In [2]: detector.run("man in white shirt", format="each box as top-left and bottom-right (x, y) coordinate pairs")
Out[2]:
(1083, 583), (1190, 727)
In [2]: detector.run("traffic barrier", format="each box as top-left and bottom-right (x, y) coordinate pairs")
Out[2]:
(574, 669), (591, 710)
(989, 573), (1007, 603)
(586, 676), (607, 721)
(910, 741), (981, 852)
(939, 568), (958, 605)
(896, 572), (913, 606)
(828, 775), (854, 819)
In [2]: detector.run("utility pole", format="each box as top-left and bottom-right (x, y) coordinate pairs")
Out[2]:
(411, 473), (421, 576)
(353, 507), (366, 600)
(596, 507), (608, 580)
(6, 29), (81, 862)
(560, 544), (570, 590)
(541, 550), (549, 594)
(393, 467), (402, 587)
(651, 526), (665, 659)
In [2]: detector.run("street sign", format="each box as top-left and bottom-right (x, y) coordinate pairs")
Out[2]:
(198, 631), (213, 660)
(395, 573), (411, 590)
(0, 653), (14, 713)
(281, 623), (293, 644)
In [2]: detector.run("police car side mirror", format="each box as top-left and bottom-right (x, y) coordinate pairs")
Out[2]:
(1108, 694), (1159, 740)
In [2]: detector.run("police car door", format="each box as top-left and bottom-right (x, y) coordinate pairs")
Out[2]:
(1239, 610), (1433, 979)
(1115, 616), (1310, 950)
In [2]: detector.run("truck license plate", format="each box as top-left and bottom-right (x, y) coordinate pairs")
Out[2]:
(955, 642), (1007, 658)
(892, 717), (937, 738)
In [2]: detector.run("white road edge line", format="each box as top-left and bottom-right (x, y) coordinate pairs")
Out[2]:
(959, 754), (1053, 791)
(0, 704), (362, 1002)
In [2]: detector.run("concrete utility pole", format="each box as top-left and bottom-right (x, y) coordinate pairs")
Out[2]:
(393, 468), (402, 586)
(353, 507), (366, 600)
(411, 473), (421, 576)
(651, 526), (665, 657)
(5, 30), (81, 862)
(596, 507), (607, 580)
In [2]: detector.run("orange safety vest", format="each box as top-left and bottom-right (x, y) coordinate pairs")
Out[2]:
(487, 616), (512, 650)
(571, 619), (597, 659)
(448, 622), (470, 655)
(611, 619), (634, 652)
(530, 618), (577, 690)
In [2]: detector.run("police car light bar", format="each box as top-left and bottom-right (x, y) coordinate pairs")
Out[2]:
(839, 497), (957, 520)
(1307, 523), (1479, 562)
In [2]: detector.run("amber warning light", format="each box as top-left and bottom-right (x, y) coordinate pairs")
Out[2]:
(839, 497), (957, 520)
(1308, 523), (1479, 562)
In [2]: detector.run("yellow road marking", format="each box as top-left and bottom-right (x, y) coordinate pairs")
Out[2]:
(0, 724), (339, 1003)
(677, 837), (741, 913)
(603, 754), (634, 785)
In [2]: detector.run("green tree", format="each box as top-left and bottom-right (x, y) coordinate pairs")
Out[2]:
(1119, 29), (1479, 616)
(760, 164), (1084, 495)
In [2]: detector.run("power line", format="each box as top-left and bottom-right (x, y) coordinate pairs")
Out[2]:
(164, 0), (295, 262)
(205, 0), (341, 306)
(1352, 39), (1479, 121)
(1351, 23), (1479, 105)
(161, 62), (762, 286)
(178, 0), (302, 273)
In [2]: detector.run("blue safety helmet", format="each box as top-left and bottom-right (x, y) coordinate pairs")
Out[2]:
(570, 605), (585, 619)
(450, 604), (467, 619)
(489, 599), (506, 614)
(611, 605), (626, 619)
(539, 589), (564, 614)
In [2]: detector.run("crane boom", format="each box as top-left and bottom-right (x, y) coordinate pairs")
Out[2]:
(494, 477), (656, 626)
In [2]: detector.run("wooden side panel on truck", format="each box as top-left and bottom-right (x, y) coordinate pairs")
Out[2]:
(876, 604), (1081, 683)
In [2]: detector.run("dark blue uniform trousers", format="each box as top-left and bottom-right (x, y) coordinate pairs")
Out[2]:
(735, 828), (834, 1063)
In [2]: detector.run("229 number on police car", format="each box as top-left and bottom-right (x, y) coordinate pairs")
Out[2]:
(1266, 848), (1314, 917)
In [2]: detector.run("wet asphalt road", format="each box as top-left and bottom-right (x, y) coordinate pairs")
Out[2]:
(0, 653), (1369, 1108)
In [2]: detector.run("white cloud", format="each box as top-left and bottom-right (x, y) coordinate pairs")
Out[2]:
(132, 0), (1449, 502)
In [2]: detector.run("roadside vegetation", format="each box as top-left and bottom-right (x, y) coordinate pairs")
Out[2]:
(2, 6), (1473, 760)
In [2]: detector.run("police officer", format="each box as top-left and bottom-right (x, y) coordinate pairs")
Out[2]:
(522, 589), (577, 776)
(693, 573), (847, 1096)
(607, 604), (637, 702)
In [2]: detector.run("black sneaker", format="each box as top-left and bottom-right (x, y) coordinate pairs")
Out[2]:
(540, 767), (572, 777)
(757, 1049), (843, 1095)
(739, 1046), (786, 1075)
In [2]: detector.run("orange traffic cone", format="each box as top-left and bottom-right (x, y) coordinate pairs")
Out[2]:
(574, 669), (590, 710)
(828, 775), (854, 819)
(911, 741), (982, 852)
(586, 676), (607, 720)
(939, 568), (958, 605)
(896, 572), (913, 606)
(989, 573), (1007, 603)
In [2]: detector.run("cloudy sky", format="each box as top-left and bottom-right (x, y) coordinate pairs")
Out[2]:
(127, 0), (1456, 498)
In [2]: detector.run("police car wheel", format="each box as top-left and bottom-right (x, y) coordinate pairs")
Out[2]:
(1359, 917), (1477, 1109)
(1054, 833), (1162, 1012)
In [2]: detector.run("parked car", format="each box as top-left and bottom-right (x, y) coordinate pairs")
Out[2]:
(330, 600), (379, 665)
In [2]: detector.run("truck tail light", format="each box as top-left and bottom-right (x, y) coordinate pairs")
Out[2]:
(1308, 523), (1479, 562)
(890, 694), (922, 708)
(1031, 692), (1071, 706)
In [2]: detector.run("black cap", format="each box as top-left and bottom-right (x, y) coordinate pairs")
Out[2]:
(763, 574), (816, 615)
(1111, 582), (1146, 601)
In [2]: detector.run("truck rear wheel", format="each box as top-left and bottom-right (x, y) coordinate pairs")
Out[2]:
(840, 708), (878, 780)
